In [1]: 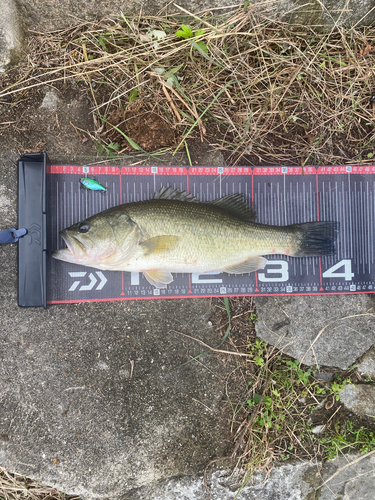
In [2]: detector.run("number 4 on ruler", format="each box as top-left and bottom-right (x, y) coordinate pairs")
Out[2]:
(322, 259), (354, 281)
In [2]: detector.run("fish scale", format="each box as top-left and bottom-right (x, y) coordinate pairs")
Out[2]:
(124, 200), (293, 266)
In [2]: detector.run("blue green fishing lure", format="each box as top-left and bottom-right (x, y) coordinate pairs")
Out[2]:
(80, 178), (106, 192)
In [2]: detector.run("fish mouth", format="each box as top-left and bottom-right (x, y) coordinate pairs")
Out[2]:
(52, 230), (87, 262)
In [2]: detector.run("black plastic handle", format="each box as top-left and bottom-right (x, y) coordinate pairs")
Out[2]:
(17, 152), (49, 308)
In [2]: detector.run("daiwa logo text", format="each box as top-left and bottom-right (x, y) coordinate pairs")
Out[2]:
(68, 272), (107, 291)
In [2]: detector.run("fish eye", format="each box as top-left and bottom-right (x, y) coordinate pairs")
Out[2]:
(79, 222), (90, 233)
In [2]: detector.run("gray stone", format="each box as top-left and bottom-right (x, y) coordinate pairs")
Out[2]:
(0, 0), (25, 72)
(339, 383), (375, 417)
(318, 453), (375, 500)
(128, 463), (313, 499)
(40, 91), (60, 111)
(279, 0), (375, 27)
(314, 371), (333, 382)
(255, 295), (375, 369)
(311, 424), (326, 434)
(122, 454), (375, 499)
(16, 0), (238, 32)
(12, 0), (375, 34)
(0, 292), (235, 499)
(357, 347), (375, 380)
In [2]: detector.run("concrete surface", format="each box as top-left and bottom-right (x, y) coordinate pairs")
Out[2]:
(255, 295), (375, 369)
(0, 0), (24, 72)
(0, 283), (235, 498)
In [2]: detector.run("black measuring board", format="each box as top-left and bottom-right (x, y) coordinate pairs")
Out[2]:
(18, 152), (49, 308)
(47, 164), (375, 304)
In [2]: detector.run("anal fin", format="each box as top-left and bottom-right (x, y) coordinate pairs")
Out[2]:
(143, 269), (174, 288)
(223, 256), (267, 274)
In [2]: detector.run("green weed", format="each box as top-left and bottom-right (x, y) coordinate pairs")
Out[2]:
(248, 313), (258, 323)
(95, 141), (120, 158)
(128, 89), (138, 102)
(318, 421), (375, 459)
(330, 378), (351, 400)
(175, 24), (208, 55)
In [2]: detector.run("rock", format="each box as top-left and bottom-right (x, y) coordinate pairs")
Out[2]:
(255, 295), (375, 369)
(128, 463), (313, 499)
(125, 454), (375, 499)
(339, 383), (375, 417)
(277, 0), (375, 28)
(0, 85), (97, 163)
(357, 347), (375, 380)
(0, 280), (239, 499)
(311, 424), (326, 434)
(40, 91), (60, 112)
(314, 372), (333, 382)
(0, 0), (25, 72)
(12, 1), (375, 35)
(16, 0), (238, 32)
(307, 454), (375, 500)
(0, 184), (15, 226)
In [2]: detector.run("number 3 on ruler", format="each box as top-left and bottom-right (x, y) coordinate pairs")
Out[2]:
(258, 261), (289, 282)
(322, 259), (354, 281)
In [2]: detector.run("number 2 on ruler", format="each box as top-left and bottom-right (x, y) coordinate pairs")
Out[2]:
(322, 259), (354, 281)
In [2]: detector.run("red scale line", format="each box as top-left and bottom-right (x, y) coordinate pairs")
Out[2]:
(252, 171), (259, 292)
(316, 171), (323, 290)
(187, 170), (192, 293)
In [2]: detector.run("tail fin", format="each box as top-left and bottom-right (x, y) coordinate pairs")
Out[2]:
(292, 221), (340, 256)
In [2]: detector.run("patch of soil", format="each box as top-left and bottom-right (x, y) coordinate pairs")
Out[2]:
(0, 82), (96, 163)
(209, 296), (258, 409)
(105, 106), (177, 152)
(210, 297), (257, 352)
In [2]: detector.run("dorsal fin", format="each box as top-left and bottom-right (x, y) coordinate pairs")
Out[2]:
(154, 187), (255, 220)
(210, 194), (255, 221)
(154, 186), (197, 202)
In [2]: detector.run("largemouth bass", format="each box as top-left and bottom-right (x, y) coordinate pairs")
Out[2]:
(52, 187), (339, 288)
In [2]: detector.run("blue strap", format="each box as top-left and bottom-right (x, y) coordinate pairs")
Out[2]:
(0, 228), (27, 244)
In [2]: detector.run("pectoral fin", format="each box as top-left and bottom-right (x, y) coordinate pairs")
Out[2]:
(140, 235), (180, 255)
(143, 269), (174, 288)
(223, 256), (267, 274)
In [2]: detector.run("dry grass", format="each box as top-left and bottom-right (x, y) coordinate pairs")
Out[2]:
(1, 7), (375, 164)
(0, 467), (79, 500)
